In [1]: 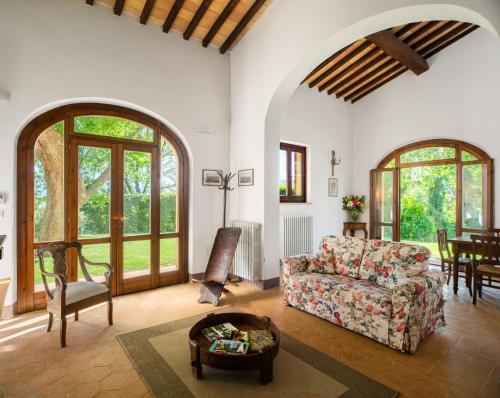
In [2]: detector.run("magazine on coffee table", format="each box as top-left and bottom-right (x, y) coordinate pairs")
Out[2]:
(201, 322), (239, 342)
(209, 339), (249, 356)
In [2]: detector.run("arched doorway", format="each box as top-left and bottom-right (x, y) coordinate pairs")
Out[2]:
(17, 103), (189, 313)
(370, 139), (493, 256)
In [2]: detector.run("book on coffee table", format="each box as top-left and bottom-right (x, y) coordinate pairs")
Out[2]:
(209, 339), (249, 356)
(248, 329), (274, 352)
(201, 322), (239, 342)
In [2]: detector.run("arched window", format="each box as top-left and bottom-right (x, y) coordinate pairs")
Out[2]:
(370, 139), (493, 256)
(17, 104), (189, 313)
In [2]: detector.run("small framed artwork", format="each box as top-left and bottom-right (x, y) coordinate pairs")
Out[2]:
(328, 178), (338, 197)
(238, 169), (254, 186)
(202, 169), (223, 186)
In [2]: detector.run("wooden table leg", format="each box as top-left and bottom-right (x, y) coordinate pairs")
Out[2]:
(453, 243), (460, 295)
(191, 345), (203, 379)
(259, 351), (273, 385)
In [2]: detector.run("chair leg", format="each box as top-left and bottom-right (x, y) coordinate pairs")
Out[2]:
(107, 299), (113, 326)
(467, 267), (472, 296)
(60, 315), (67, 348)
(47, 312), (53, 332)
(74, 311), (79, 321)
(478, 275), (483, 298)
(446, 264), (451, 285)
(473, 271), (477, 305)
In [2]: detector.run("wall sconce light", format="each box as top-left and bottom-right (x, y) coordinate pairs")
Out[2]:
(331, 150), (341, 176)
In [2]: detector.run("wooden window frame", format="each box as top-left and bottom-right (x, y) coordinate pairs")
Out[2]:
(280, 142), (307, 203)
(16, 103), (190, 314)
(370, 138), (494, 241)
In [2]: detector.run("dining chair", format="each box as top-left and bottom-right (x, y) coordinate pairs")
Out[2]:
(437, 228), (473, 294)
(37, 241), (114, 347)
(471, 234), (500, 304)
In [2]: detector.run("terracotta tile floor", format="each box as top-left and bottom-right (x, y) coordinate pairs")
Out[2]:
(1, 279), (499, 398)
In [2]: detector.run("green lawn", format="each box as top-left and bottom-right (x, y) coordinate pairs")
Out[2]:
(34, 238), (177, 286)
(401, 240), (439, 258)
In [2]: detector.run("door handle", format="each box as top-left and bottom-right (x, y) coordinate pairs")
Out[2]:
(113, 216), (126, 221)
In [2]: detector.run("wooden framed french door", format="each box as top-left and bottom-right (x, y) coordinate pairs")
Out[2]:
(17, 104), (189, 313)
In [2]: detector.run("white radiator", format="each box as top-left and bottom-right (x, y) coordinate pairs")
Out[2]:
(229, 220), (261, 282)
(280, 215), (313, 258)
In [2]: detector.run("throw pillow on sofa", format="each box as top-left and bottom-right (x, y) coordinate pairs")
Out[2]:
(307, 235), (366, 277)
(332, 236), (366, 278)
(359, 240), (430, 288)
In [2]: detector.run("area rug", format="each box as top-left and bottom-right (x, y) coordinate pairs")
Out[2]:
(117, 310), (399, 398)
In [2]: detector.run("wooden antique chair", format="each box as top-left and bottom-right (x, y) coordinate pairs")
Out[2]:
(37, 241), (113, 347)
(471, 234), (500, 304)
(197, 227), (241, 306)
(437, 228), (473, 294)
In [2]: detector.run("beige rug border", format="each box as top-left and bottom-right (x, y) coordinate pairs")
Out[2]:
(117, 308), (399, 398)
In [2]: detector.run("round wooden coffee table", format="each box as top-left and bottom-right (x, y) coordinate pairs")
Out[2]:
(188, 312), (280, 385)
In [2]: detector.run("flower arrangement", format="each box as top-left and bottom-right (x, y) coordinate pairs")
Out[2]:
(342, 195), (365, 222)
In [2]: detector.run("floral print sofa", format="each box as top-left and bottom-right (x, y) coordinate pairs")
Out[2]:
(280, 236), (446, 353)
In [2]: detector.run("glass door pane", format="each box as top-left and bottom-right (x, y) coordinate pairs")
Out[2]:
(160, 137), (178, 234)
(370, 169), (396, 240)
(462, 163), (486, 230)
(78, 146), (112, 239)
(123, 151), (152, 236)
(122, 150), (152, 279)
(400, 165), (456, 257)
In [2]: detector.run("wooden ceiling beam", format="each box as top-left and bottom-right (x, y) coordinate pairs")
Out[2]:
(312, 41), (373, 89)
(367, 30), (428, 75)
(184, 0), (213, 40)
(203, 0), (239, 48)
(113, 0), (125, 15)
(322, 51), (385, 93)
(393, 22), (421, 39)
(140, 0), (156, 25)
(336, 60), (400, 98)
(328, 54), (394, 95)
(163, 0), (184, 33)
(410, 21), (458, 49)
(220, 0), (266, 54)
(423, 24), (478, 59)
(401, 21), (440, 45)
(351, 67), (408, 103)
(302, 47), (345, 84)
(417, 23), (471, 54)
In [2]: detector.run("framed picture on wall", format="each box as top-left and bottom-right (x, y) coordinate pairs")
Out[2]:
(202, 169), (223, 186)
(328, 178), (338, 197)
(238, 169), (254, 186)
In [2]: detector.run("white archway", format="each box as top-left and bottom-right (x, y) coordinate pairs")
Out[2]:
(230, 0), (500, 282)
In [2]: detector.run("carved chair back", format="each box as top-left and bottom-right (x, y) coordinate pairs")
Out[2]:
(437, 228), (451, 261)
(37, 241), (82, 296)
(471, 234), (500, 266)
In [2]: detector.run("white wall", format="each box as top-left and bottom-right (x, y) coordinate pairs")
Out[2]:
(0, 0), (231, 305)
(351, 28), (500, 223)
(230, 0), (500, 281)
(280, 86), (352, 248)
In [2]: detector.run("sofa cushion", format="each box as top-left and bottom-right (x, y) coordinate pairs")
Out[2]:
(331, 279), (392, 318)
(290, 272), (352, 301)
(307, 235), (366, 277)
(359, 240), (430, 288)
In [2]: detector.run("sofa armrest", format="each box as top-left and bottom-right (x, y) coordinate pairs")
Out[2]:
(280, 255), (310, 277)
(391, 270), (446, 319)
(389, 270), (446, 352)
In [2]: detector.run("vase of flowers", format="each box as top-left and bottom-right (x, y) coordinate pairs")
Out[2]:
(342, 195), (365, 222)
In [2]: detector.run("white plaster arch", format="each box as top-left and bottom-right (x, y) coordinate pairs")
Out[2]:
(246, 1), (500, 281)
